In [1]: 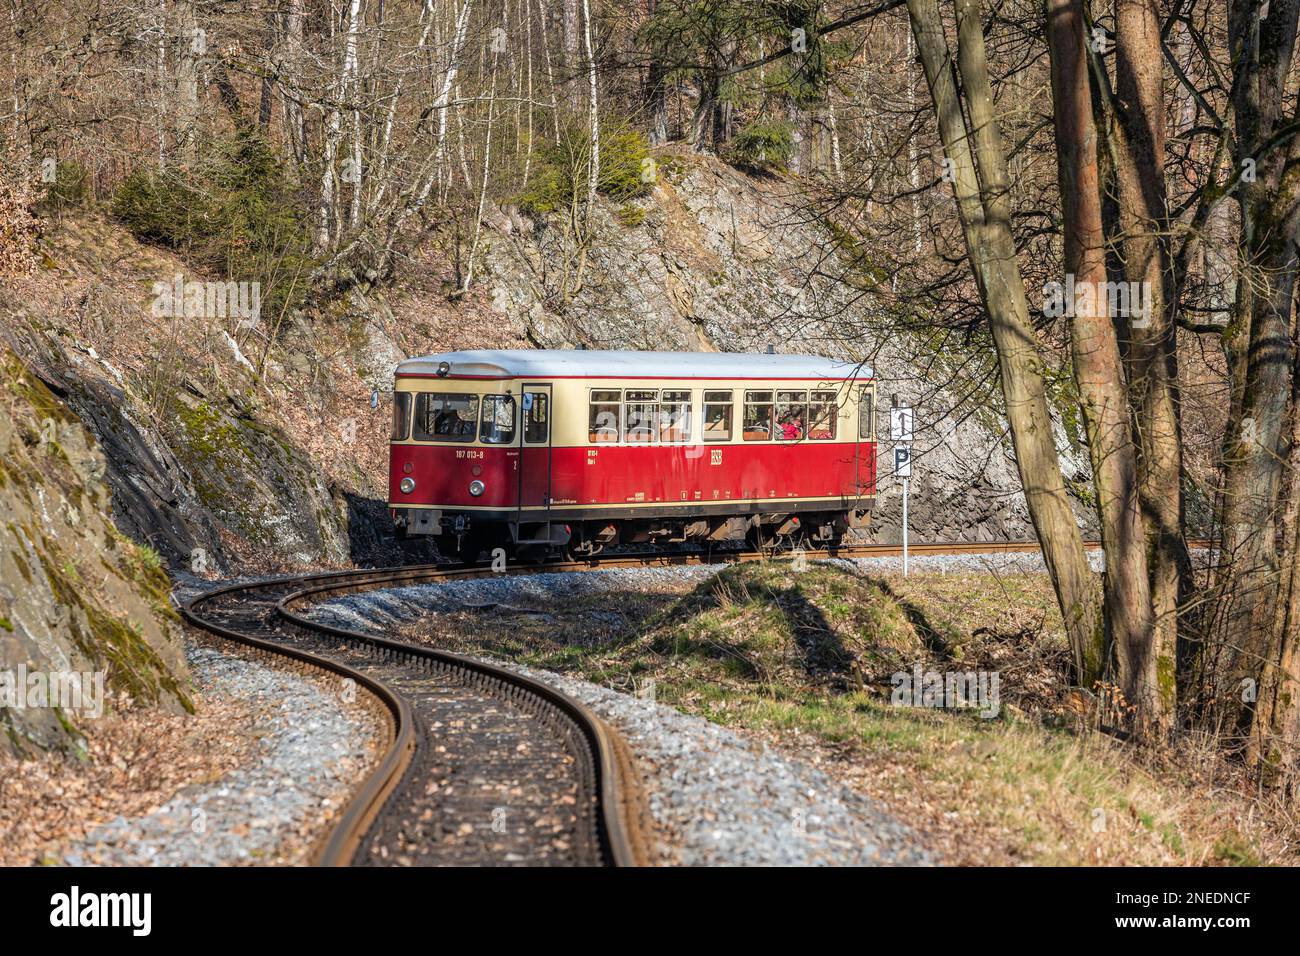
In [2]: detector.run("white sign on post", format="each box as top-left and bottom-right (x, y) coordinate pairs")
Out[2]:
(890, 406), (914, 442)
(894, 445), (912, 478)
(889, 406), (915, 577)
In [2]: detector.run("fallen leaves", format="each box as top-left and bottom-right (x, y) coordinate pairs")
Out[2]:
(0, 678), (256, 866)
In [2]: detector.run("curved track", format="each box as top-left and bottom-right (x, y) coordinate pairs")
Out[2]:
(183, 566), (650, 867)
(182, 538), (1189, 866)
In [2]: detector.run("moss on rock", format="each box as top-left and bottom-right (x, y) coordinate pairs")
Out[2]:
(0, 349), (192, 757)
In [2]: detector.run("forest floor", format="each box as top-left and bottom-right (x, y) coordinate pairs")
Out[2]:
(0, 636), (380, 866)
(383, 556), (1300, 866)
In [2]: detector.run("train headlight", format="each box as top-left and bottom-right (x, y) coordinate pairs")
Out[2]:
(400, 477), (416, 494)
(469, 480), (485, 497)
(436, 361), (451, 377)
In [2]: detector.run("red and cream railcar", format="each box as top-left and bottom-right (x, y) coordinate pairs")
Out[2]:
(388, 350), (877, 556)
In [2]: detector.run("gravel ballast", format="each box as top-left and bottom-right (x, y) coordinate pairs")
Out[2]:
(59, 640), (382, 867)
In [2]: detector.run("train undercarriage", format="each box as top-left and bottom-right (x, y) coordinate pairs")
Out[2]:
(394, 505), (873, 561)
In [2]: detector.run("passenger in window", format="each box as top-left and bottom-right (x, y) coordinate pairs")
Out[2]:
(743, 396), (773, 440)
(781, 413), (803, 441)
(808, 392), (837, 440)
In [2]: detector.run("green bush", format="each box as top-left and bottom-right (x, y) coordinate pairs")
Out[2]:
(725, 119), (795, 174)
(112, 169), (209, 247)
(113, 132), (314, 323)
(616, 204), (647, 228)
(517, 123), (654, 216)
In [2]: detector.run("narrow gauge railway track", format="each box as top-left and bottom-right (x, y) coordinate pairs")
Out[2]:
(183, 569), (649, 867)
(181, 538), (1210, 867)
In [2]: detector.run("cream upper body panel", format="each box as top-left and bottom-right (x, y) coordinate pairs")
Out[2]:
(392, 351), (876, 448)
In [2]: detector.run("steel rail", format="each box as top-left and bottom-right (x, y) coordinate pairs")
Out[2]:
(276, 570), (650, 867)
(181, 578), (419, 867)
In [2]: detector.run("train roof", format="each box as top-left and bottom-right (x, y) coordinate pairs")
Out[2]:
(395, 349), (873, 380)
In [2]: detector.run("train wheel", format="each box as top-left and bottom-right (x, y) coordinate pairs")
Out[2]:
(512, 542), (552, 565)
(448, 529), (496, 563)
(746, 524), (775, 554)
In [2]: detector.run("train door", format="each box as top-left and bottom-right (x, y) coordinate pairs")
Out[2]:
(855, 384), (876, 501)
(517, 383), (553, 520)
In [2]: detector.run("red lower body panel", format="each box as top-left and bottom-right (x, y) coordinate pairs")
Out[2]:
(391, 441), (875, 512)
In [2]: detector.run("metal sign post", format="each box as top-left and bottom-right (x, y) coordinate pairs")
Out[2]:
(891, 402), (914, 577)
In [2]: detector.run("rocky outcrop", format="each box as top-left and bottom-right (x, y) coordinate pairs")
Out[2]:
(0, 350), (191, 757)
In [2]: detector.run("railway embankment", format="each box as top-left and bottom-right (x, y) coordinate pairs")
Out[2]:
(0, 633), (381, 866)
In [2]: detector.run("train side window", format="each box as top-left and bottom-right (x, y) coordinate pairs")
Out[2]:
(413, 392), (479, 442)
(524, 392), (549, 443)
(775, 390), (808, 440)
(703, 390), (732, 441)
(858, 387), (875, 440)
(391, 391), (411, 442)
(660, 389), (692, 442)
(589, 390), (621, 443)
(625, 389), (659, 443)
(809, 391), (837, 440)
(743, 390), (773, 441)
(479, 394), (516, 444)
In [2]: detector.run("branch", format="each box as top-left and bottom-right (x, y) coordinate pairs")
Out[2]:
(722, 0), (907, 77)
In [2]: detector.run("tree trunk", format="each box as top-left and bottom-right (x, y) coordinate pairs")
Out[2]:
(433, 1), (474, 196)
(1218, 0), (1300, 757)
(582, 0), (599, 210)
(1045, 0), (1153, 713)
(316, 0), (363, 253)
(644, 0), (668, 144)
(1253, 361), (1300, 780)
(462, 18), (503, 295)
(175, 0), (200, 162)
(283, 0), (306, 168)
(692, 68), (718, 149)
(562, 0), (579, 82)
(907, 0), (1106, 684)
(1111, 0), (1184, 737)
